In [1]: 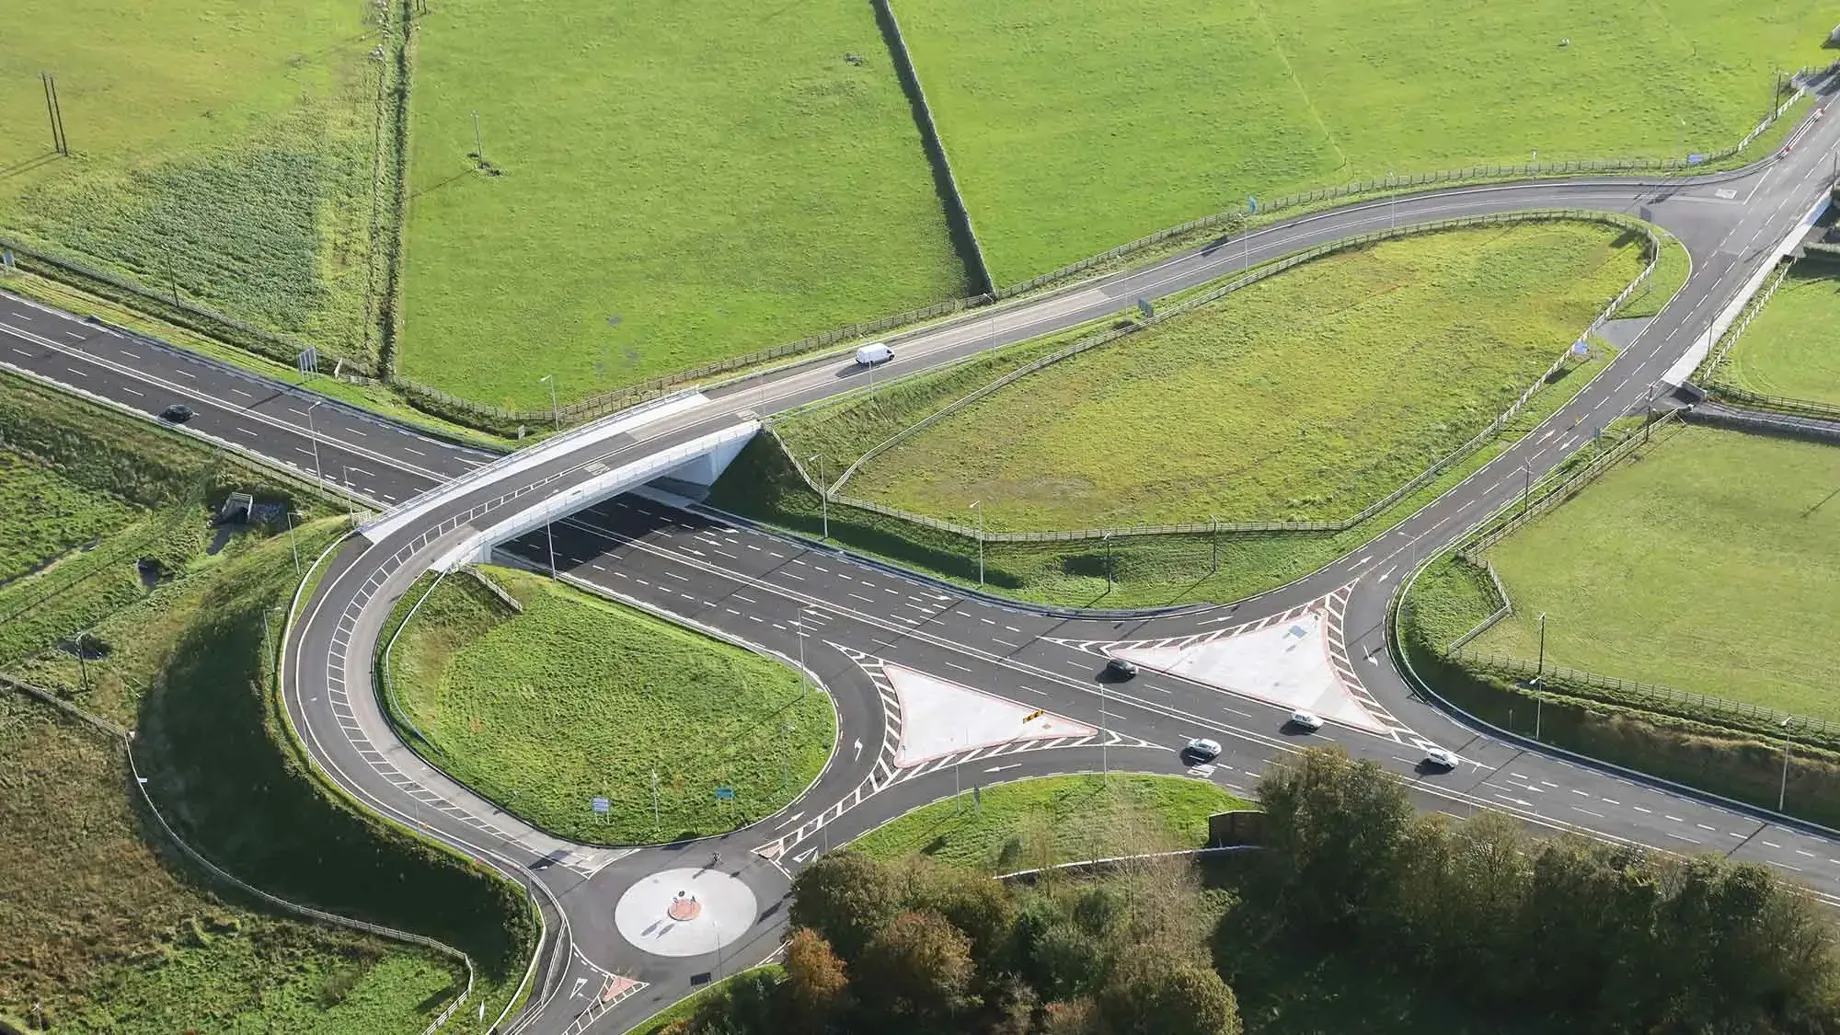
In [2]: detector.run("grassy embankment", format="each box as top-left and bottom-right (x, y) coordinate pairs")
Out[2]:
(851, 773), (1252, 874)
(1398, 423), (1840, 827)
(397, 0), (969, 408)
(0, 373), (532, 1031)
(384, 566), (835, 843)
(714, 222), (1643, 608)
(1467, 425), (1840, 719)
(1716, 261), (1840, 406)
(0, 0), (391, 368)
(894, 0), (1832, 281)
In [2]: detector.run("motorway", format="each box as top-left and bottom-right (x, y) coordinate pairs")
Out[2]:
(6, 82), (1840, 1033)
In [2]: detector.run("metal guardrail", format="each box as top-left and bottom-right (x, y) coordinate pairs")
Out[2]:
(1448, 649), (1840, 744)
(793, 210), (1659, 543)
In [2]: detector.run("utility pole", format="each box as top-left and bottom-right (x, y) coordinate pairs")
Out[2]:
(808, 454), (828, 540)
(969, 500), (984, 586)
(472, 110), (483, 167)
(538, 374), (558, 432)
(1645, 383), (1656, 443)
(1520, 462), (1532, 516)
(1210, 516), (1219, 574)
(1103, 532), (1113, 591)
(75, 632), (90, 694)
(41, 72), (67, 155)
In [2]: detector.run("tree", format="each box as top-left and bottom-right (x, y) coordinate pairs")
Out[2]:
(1254, 746), (1413, 934)
(856, 910), (975, 1029)
(1040, 996), (1100, 1035)
(1030, 921), (1110, 1000)
(783, 928), (850, 1031)
(1096, 953), (1241, 1035)
(907, 859), (1017, 975)
(789, 851), (902, 962)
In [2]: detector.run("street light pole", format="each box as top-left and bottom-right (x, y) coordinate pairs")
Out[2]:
(808, 454), (828, 541)
(286, 511), (301, 576)
(969, 500), (984, 586)
(795, 607), (808, 697)
(1099, 678), (1109, 778)
(1780, 719), (1794, 812)
(1104, 532), (1113, 591)
(545, 511), (559, 581)
(306, 400), (325, 485)
(538, 374), (559, 432)
(1536, 612), (1548, 678)
(1521, 462), (1532, 516)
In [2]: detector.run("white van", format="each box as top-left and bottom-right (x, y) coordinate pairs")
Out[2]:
(854, 342), (894, 367)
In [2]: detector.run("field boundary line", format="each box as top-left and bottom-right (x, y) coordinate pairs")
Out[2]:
(872, 0), (994, 295)
(805, 210), (1657, 540)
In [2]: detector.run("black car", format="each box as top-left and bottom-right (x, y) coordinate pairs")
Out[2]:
(159, 403), (194, 423)
(1103, 657), (1138, 680)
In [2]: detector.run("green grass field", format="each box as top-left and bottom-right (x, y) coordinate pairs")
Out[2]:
(1717, 262), (1840, 406)
(839, 221), (1640, 531)
(896, 0), (1832, 281)
(397, 0), (968, 409)
(0, 449), (138, 585)
(850, 773), (1250, 873)
(1, 0), (388, 364)
(1471, 425), (1840, 720)
(714, 332), (1611, 609)
(0, 693), (462, 1035)
(389, 567), (835, 843)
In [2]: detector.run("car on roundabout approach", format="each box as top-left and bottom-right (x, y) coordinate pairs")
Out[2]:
(1182, 737), (1222, 763)
(1422, 746), (1460, 770)
(1103, 657), (1138, 680)
(1288, 709), (1324, 732)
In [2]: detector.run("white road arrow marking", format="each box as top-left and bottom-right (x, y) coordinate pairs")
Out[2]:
(571, 978), (587, 999)
(984, 763), (1021, 773)
(853, 738), (863, 761)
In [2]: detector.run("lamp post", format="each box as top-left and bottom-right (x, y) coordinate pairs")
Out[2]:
(808, 454), (828, 541)
(1099, 678), (1109, 778)
(306, 400), (325, 485)
(1780, 718), (1794, 812)
(969, 500), (984, 586)
(1520, 462), (1533, 516)
(1536, 612), (1547, 677)
(538, 374), (559, 432)
(286, 510), (301, 576)
(795, 607), (808, 696)
(1103, 532), (1113, 591)
(545, 507), (559, 581)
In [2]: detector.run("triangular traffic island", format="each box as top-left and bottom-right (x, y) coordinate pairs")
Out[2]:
(1107, 611), (1389, 733)
(882, 662), (1095, 767)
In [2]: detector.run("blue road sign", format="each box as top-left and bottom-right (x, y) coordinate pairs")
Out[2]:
(590, 797), (610, 813)
(1687, 153), (1708, 166)
(714, 787), (736, 801)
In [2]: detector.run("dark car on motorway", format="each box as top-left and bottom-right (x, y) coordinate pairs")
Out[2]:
(159, 403), (194, 423)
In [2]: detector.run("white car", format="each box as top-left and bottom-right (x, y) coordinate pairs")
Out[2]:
(1288, 709), (1324, 732)
(1422, 746), (1460, 770)
(1183, 738), (1222, 763)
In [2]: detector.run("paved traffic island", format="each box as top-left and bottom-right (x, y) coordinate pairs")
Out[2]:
(381, 565), (837, 844)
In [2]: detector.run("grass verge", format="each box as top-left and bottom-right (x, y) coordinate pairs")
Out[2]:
(832, 222), (1643, 530)
(397, 0), (968, 409)
(0, 692), (463, 1034)
(386, 566), (836, 843)
(851, 772), (1251, 873)
(1716, 260), (1840, 407)
(1468, 425), (1840, 720)
(712, 326), (1616, 610)
(893, 0), (1832, 281)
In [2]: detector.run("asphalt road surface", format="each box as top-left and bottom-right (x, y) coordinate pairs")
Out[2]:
(5, 85), (1840, 1034)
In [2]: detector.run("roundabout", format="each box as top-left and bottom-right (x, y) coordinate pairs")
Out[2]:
(9, 91), (1840, 1033)
(613, 867), (758, 958)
